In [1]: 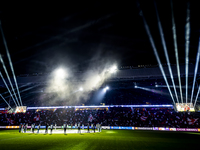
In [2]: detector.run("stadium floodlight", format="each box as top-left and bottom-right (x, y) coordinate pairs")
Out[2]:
(185, 3), (190, 104)
(79, 87), (83, 91)
(171, 1), (183, 104)
(135, 85), (138, 88)
(55, 68), (66, 79)
(137, 1), (176, 106)
(154, 1), (179, 104)
(103, 86), (109, 92)
(109, 65), (117, 73)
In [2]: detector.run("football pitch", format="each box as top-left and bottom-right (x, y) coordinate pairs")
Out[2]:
(0, 129), (200, 150)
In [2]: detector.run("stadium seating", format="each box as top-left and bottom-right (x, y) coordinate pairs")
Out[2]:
(0, 107), (199, 128)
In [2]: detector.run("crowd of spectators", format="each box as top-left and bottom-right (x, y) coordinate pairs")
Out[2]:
(0, 107), (199, 128)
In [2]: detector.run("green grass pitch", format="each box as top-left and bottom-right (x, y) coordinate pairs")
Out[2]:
(0, 129), (200, 150)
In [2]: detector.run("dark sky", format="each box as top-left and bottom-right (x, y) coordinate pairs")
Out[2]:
(0, 0), (200, 74)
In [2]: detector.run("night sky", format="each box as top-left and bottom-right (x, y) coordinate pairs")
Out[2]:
(0, 0), (200, 74)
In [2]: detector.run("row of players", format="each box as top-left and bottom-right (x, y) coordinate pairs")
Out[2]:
(19, 123), (102, 134)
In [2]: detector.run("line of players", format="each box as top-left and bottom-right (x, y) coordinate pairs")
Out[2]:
(19, 123), (102, 134)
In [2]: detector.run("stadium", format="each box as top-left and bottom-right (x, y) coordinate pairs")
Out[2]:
(0, 0), (200, 149)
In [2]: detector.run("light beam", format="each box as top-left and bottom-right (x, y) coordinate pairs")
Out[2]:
(171, 0), (183, 104)
(0, 94), (12, 110)
(190, 37), (200, 104)
(0, 20), (23, 106)
(154, 1), (179, 103)
(137, 2), (176, 106)
(185, 3), (190, 104)
(194, 86), (200, 108)
(0, 54), (20, 106)
(0, 71), (17, 106)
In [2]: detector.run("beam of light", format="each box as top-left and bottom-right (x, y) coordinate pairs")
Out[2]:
(4, 84), (40, 99)
(0, 83), (32, 96)
(136, 86), (169, 96)
(0, 72), (17, 106)
(154, 2), (179, 104)
(190, 37), (200, 105)
(194, 86), (200, 108)
(0, 94), (12, 110)
(137, 2), (176, 106)
(0, 54), (20, 106)
(171, 0), (183, 104)
(91, 89), (106, 104)
(156, 85), (187, 88)
(185, 3), (190, 104)
(0, 20), (23, 106)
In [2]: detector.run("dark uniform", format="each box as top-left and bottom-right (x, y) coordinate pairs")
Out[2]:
(78, 123), (81, 133)
(93, 124), (95, 133)
(24, 124), (28, 133)
(63, 123), (67, 134)
(19, 123), (22, 133)
(45, 123), (48, 134)
(87, 123), (90, 133)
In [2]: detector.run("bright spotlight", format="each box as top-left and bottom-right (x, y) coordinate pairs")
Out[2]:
(135, 85), (138, 88)
(55, 68), (66, 79)
(79, 87), (83, 91)
(109, 65), (117, 73)
(103, 86), (109, 92)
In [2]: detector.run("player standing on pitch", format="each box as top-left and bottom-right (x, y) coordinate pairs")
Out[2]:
(63, 122), (66, 134)
(24, 123), (28, 133)
(37, 124), (40, 134)
(19, 123), (22, 133)
(82, 124), (84, 131)
(45, 123), (48, 134)
(78, 123), (81, 134)
(87, 123), (90, 133)
(50, 123), (53, 134)
(21, 123), (24, 133)
(32, 123), (35, 133)
(71, 123), (73, 130)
